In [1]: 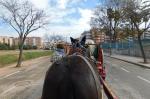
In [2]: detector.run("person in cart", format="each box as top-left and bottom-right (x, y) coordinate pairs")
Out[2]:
(93, 43), (106, 80)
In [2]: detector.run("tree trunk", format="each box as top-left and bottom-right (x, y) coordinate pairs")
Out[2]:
(16, 37), (25, 67)
(138, 36), (147, 63)
(16, 46), (23, 67)
(109, 19), (112, 56)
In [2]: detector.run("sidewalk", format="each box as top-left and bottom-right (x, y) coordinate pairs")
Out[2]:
(104, 53), (150, 69)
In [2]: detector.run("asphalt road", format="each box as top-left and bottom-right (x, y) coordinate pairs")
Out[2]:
(104, 56), (150, 99)
(0, 55), (150, 99)
(0, 57), (51, 99)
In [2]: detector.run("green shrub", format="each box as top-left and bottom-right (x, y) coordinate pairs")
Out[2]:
(9, 45), (18, 50)
(32, 45), (37, 49)
(0, 43), (18, 50)
(0, 43), (9, 50)
(23, 45), (38, 50)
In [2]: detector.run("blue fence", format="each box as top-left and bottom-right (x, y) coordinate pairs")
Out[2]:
(101, 42), (133, 49)
(101, 39), (150, 49)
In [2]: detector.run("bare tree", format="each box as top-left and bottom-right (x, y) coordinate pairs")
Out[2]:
(43, 33), (65, 49)
(0, 0), (48, 67)
(43, 33), (52, 49)
(50, 35), (64, 43)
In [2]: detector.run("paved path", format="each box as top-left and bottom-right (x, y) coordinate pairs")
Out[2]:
(105, 56), (150, 99)
(0, 56), (51, 99)
(105, 53), (150, 68)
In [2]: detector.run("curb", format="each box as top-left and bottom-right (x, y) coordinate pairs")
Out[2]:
(104, 55), (150, 69)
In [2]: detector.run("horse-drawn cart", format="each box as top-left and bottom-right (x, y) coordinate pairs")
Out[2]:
(63, 43), (118, 99)
(42, 37), (118, 99)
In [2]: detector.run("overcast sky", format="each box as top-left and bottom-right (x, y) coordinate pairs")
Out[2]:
(0, 0), (100, 38)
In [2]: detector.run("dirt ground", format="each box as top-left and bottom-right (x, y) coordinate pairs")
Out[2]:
(0, 56), (51, 99)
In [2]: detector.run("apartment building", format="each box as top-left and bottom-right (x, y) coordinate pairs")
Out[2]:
(0, 36), (13, 46)
(24, 37), (42, 48)
(0, 36), (42, 48)
(90, 28), (110, 44)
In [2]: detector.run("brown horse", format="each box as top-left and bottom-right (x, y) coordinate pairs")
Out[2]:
(41, 36), (102, 99)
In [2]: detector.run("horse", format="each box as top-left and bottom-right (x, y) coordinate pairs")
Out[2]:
(41, 36), (102, 99)
(85, 39), (96, 59)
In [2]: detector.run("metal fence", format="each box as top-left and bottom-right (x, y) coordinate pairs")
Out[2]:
(102, 39), (150, 58)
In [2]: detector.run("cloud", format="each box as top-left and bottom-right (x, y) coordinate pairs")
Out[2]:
(47, 8), (76, 24)
(39, 8), (93, 38)
(0, 0), (96, 38)
(77, 8), (93, 29)
(57, 0), (69, 9)
(29, 0), (50, 9)
(70, 0), (87, 5)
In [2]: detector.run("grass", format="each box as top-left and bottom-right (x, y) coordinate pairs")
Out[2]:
(0, 50), (53, 67)
(0, 54), (18, 65)
(23, 51), (52, 60)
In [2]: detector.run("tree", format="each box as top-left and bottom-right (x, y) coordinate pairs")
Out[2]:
(43, 33), (65, 49)
(0, 0), (48, 67)
(43, 33), (52, 49)
(90, 0), (123, 55)
(123, 0), (150, 63)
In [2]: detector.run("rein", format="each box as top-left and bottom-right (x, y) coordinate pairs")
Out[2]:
(75, 55), (102, 99)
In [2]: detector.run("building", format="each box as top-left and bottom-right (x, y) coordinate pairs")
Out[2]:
(0, 36), (42, 49)
(0, 36), (13, 46)
(142, 31), (150, 39)
(81, 31), (92, 40)
(24, 37), (42, 48)
(90, 28), (110, 44)
(13, 38), (19, 46)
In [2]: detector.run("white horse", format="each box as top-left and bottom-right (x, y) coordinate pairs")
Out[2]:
(85, 39), (95, 59)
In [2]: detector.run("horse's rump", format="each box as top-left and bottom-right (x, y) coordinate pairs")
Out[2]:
(42, 55), (102, 99)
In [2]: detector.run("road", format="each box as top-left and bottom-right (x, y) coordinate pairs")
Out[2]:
(105, 56), (150, 99)
(0, 57), (51, 99)
(0, 55), (150, 99)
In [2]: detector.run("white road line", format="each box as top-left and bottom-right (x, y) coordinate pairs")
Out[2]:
(121, 67), (130, 73)
(137, 76), (150, 84)
(0, 71), (20, 79)
(0, 82), (41, 96)
(5, 71), (20, 77)
(0, 86), (16, 96)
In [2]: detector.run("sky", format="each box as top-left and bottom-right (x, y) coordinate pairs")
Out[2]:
(0, 0), (99, 39)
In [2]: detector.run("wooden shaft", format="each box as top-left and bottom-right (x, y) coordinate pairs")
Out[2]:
(100, 76), (118, 99)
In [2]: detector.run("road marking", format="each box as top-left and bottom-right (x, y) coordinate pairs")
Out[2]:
(0, 86), (16, 96)
(5, 71), (20, 77)
(0, 71), (20, 79)
(121, 67), (130, 73)
(137, 76), (150, 84)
